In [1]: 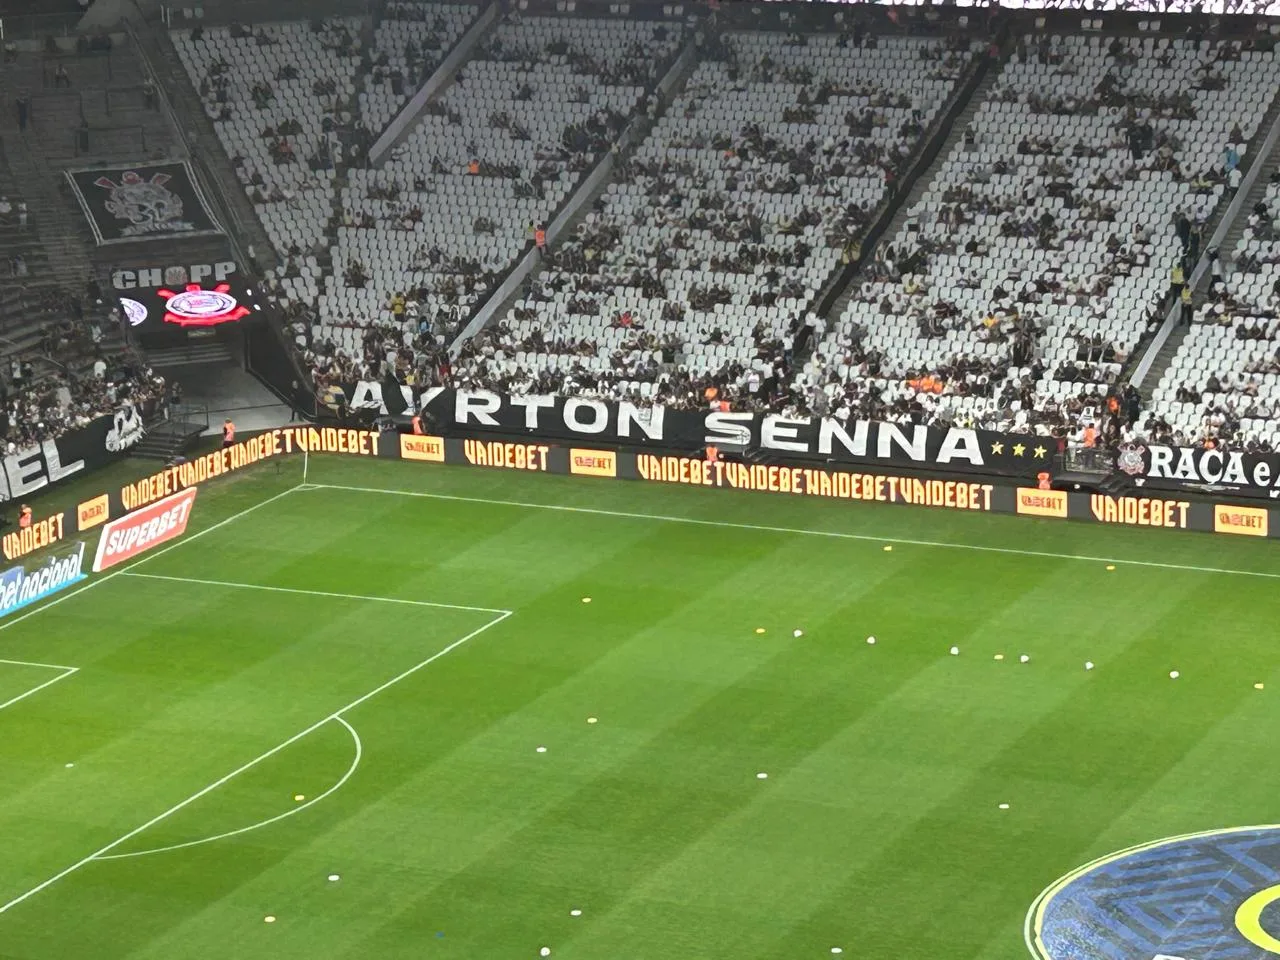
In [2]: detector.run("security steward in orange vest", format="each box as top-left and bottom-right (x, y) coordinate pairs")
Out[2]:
(18, 505), (32, 529)
(411, 413), (424, 435)
(222, 418), (236, 448)
(1036, 472), (1052, 491)
(534, 224), (547, 256)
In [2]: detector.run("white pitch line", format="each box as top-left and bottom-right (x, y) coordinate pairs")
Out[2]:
(96, 716), (363, 861)
(0, 485), (304, 639)
(0, 666), (78, 713)
(306, 483), (1280, 581)
(0, 609), (510, 915)
(119, 572), (509, 615)
(0, 657), (79, 673)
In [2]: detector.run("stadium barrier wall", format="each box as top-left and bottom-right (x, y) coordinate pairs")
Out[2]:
(7, 426), (1276, 568)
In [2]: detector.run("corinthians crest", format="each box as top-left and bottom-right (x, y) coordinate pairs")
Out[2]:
(93, 170), (192, 237)
(66, 161), (222, 246)
(1115, 442), (1147, 476)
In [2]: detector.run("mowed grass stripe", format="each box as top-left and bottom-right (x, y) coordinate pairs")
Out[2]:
(550, 558), (1091, 959)
(305, 457), (1280, 579)
(93, 521), (920, 960)
(776, 572), (1259, 960)
(2, 459), (1277, 960)
(0, 581), (488, 919)
(263, 546), (1060, 958)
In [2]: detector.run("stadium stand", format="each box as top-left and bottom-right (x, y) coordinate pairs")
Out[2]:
(816, 32), (1280, 442)
(1145, 177), (1280, 451)
(450, 29), (978, 409)
(277, 12), (683, 394)
(153, 4), (1280, 461)
(359, 2), (478, 135)
(172, 19), (366, 259)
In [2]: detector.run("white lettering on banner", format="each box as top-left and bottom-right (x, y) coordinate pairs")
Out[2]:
(1172, 448), (1199, 481)
(0, 440), (86, 502)
(616, 402), (663, 440)
(457, 390), (501, 426)
(1148, 446), (1174, 477)
(92, 487), (198, 572)
(112, 261), (237, 290)
(936, 429), (983, 465)
(761, 415), (807, 452)
(1222, 452), (1249, 486)
(1199, 448), (1224, 483)
(348, 380), (414, 415)
(704, 411), (753, 447)
(563, 398), (608, 434)
(510, 394), (554, 429)
(817, 418), (869, 458)
(878, 423), (927, 462)
(1143, 444), (1280, 493)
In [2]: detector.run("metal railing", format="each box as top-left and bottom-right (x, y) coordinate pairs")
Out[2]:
(0, 13), (86, 44)
(1064, 446), (1116, 475)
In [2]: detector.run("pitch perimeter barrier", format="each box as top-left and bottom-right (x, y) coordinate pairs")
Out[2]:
(6, 427), (1276, 566)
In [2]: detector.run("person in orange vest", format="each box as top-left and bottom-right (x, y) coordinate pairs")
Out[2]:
(717, 399), (729, 412)
(705, 445), (719, 463)
(534, 223), (547, 257)
(18, 505), (32, 529)
(222, 418), (236, 448)
(1082, 424), (1097, 448)
(1036, 472), (1052, 491)
(411, 413), (424, 435)
(467, 158), (480, 175)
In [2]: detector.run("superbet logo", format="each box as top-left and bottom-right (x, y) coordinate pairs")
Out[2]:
(157, 282), (250, 327)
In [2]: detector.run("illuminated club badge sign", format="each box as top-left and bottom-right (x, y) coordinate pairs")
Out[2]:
(157, 282), (251, 328)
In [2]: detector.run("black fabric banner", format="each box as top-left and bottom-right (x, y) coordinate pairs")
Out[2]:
(0, 406), (144, 505)
(417, 389), (1056, 478)
(65, 162), (223, 246)
(1116, 442), (1280, 501)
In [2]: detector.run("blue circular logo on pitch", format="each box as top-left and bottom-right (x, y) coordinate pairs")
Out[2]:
(1028, 827), (1280, 959)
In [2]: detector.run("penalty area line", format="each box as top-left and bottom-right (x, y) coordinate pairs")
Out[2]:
(306, 482), (1280, 581)
(118, 572), (509, 616)
(0, 485), (306, 638)
(0, 608), (510, 915)
(0, 662), (79, 714)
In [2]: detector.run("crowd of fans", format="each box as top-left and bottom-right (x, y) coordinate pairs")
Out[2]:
(2, 351), (163, 450)
(173, 9), (1280, 465)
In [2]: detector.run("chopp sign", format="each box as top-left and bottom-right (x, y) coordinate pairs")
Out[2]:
(93, 487), (198, 572)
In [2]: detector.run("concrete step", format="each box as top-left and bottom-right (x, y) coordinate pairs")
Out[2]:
(146, 342), (235, 368)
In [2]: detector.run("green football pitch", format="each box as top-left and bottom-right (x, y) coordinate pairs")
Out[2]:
(0, 454), (1277, 960)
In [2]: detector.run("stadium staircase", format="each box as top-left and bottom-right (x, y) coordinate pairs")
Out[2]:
(130, 402), (211, 460)
(458, 33), (704, 346)
(366, 3), (500, 166)
(1133, 89), (1280, 402)
(0, 131), (122, 374)
(447, 27), (700, 351)
(820, 55), (1002, 323)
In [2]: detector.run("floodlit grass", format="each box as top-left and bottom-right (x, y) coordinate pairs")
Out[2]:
(0, 454), (1276, 960)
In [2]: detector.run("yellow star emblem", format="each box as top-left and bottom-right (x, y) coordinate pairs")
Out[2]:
(991, 441), (1004, 455)
(1033, 445), (1047, 458)
(1012, 443), (1026, 457)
